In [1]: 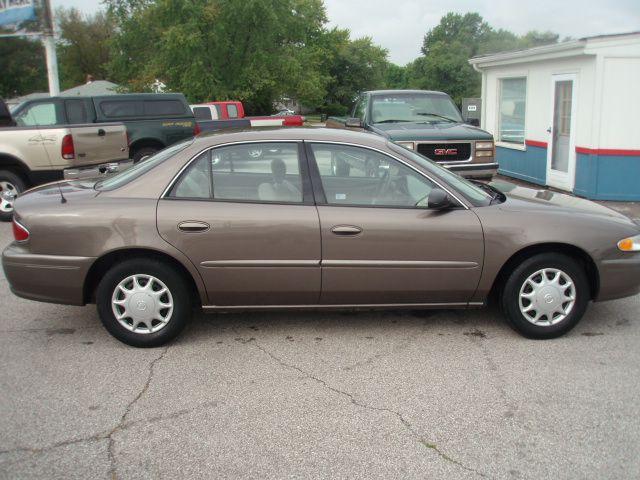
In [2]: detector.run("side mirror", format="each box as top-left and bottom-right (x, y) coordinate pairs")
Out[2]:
(345, 117), (363, 128)
(465, 118), (480, 127)
(427, 188), (454, 210)
(0, 98), (15, 127)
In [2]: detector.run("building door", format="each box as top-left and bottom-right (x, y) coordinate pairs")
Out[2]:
(546, 74), (577, 191)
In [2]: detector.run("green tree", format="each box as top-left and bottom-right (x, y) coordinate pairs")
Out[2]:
(56, 8), (113, 89)
(105, 0), (331, 113)
(383, 63), (408, 89)
(408, 12), (559, 106)
(0, 37), (47, 98)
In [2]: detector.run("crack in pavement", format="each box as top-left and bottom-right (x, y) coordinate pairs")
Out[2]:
(248, 338), (489, 479)
(106, 346), (169, 480)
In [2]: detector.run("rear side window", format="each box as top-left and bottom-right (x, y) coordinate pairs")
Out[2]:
(100, 100), (142, 117)
(65, 100), (89, 124)
(227, 104), (238, 118)
(144, 100), (185, 116)
(170, 143), (303, 203)
(193, 107), (212, 120)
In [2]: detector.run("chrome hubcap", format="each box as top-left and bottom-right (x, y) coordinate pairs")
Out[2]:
(519, 268), (576, 326)
(111, 274), (173, 334)
(0, 181), (18, 213)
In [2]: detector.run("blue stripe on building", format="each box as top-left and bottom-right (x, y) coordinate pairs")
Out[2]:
(574, 152), (640, 201)
(496, 145), (546, 186)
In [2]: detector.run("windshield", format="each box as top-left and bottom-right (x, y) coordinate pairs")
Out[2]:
(95, 139), (193, 190)
(371, 93), (463, 124)
(387, 142), (492, 206)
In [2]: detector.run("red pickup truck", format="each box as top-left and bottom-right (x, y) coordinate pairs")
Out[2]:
(191, 101), (305, 131)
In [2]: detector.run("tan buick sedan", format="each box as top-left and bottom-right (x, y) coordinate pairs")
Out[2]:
(3, 128), (640, 347)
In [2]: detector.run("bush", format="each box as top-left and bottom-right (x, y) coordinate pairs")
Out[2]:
(319, 103), (349, 117)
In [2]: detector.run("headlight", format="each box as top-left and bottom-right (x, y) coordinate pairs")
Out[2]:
(617, 235), (640, 252)
(475, 141), (494, 150)
(396, 141), (415, 150)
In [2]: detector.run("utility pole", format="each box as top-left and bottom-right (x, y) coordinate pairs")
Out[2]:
(42, 0), (59, 96)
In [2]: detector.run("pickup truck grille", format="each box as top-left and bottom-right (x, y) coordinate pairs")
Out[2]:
(417, 142), (471, 162)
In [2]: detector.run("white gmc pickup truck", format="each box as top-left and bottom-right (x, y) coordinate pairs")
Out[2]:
(0, 97), (130, 221)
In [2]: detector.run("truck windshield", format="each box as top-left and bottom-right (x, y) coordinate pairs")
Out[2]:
(387, 142), (492, 206)
(371, 93), (463, 124)
(95, 139), (193, 190)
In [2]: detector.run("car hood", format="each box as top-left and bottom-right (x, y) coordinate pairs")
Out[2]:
(371, 122), (493, 141)
(490, 180), (635, 224)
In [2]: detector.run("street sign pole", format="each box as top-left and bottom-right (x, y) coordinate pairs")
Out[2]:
(42, 0), (59, 96)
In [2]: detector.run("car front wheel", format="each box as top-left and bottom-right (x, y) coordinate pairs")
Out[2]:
(501, 253), (590, 339)
(96, 258), (192, 347)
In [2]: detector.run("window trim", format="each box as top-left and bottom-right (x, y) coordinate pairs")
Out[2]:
(163, 140), (314, 206)
(496, 75), (527, 147)
(304, 141), (468, 210)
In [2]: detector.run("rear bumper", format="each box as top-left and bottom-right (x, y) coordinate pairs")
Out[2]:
(596, 256), (640, 301)
(2, 244), (94, 306)
(445, 162), (499, 178)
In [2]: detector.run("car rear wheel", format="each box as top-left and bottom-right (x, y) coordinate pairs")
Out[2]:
(501, 253), (590, 339)
(96, 259), (192, 347)
(0, 170), (25, 222)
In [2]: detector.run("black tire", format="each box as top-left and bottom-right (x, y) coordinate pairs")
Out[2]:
(0, 170), (26, 222)
(96, 258), (192, 347)
(501, 253), (590, 339)
(132, 146), (159, 164)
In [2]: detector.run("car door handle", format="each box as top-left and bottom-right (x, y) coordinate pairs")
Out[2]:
(98, 128), (106, 136)
(178, 221), (210, 233)
(331, 225), (362, 236)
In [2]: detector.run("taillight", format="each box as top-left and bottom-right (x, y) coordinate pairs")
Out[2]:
(61, 134), (75, 159)
(194, 122), (201, 136)
(12, 218), (29, 242)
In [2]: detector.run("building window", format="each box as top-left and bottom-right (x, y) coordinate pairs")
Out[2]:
(498, 77), (526, 144)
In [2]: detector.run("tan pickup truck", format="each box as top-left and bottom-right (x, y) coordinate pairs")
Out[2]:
(0, 97), (129, 221)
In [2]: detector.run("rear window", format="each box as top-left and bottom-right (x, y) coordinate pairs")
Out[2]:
(100, 100), (141, 117)
(144, 100), (186, 116)
(193, 106), (212, 120)
(95, 139), (193, 191)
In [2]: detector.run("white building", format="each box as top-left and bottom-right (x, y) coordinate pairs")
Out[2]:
(469, 31), (640, 201)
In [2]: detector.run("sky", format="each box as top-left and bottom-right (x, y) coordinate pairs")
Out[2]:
(53, 0), (640, 64)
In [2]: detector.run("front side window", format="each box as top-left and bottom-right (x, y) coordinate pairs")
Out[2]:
(170, 143), (303, 203)
(65, 100), (88, 124)
(14, 101), (62, 126)
(370, 93), (462, 124)
(310, 144), (436, 208)
(498, 78), (526, 144)
(352, 96), (366, 119)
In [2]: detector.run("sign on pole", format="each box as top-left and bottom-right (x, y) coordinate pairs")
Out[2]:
(0, 0), (37, 27)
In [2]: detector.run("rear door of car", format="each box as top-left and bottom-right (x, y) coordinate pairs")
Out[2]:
(157, 141), (321, 306)
(306, 142), (484, 305)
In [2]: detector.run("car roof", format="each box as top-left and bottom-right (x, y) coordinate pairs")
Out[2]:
(193, 127), (389, 148)
(365, 89), (449, 96)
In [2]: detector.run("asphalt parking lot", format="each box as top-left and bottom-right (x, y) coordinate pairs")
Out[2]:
(0, 222), (639, 479)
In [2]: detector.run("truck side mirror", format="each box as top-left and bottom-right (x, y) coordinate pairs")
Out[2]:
(466, 118), (480, 127)
(345, 117), (363, 128)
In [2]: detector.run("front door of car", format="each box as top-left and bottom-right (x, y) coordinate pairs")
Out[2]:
(157, 142), (321, 306)
(307, 142), (484, 305)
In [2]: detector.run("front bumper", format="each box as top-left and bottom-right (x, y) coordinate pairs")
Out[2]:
(596, 255), (640, 302)
(2, 243), (95, 306)
(446, 162), (499, 179)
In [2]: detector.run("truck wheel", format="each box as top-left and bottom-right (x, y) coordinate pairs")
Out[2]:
(0, 170), (25, 222)
(132, 146), (159, 164)
(96, 258), (192, 347)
